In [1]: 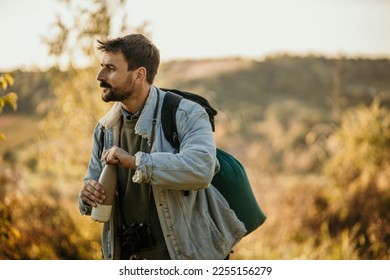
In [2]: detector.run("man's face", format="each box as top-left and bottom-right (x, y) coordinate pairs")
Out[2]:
(96, 52), (135, 102)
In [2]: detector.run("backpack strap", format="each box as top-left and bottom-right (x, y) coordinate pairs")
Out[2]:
(161, 91), (183, 150)
(161, 91), (190, 196)
(161, 88), (217, 132)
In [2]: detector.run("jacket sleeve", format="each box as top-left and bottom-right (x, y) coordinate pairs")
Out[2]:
(133, 101), (217, 190)
(79, 123), (104, 215)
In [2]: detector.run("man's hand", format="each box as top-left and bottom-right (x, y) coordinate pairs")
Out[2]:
(103, 145), (136, 170)
(80, 180), (106, 207)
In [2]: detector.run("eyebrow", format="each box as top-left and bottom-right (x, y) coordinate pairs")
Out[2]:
(101, 63), (117, 69)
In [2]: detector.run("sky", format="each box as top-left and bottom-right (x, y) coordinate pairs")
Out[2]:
(1, 0), (390, 71)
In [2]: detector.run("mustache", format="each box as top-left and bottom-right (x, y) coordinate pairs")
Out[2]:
(100, 81), (112, 88)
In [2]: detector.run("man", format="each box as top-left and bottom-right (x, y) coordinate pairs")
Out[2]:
(78, 34), (246, 260)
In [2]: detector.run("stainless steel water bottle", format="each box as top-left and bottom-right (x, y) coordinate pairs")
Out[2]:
(91, 164), (117, 223)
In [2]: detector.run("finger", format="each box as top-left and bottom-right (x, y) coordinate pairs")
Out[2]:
(106, 152), (120, 164)
(80, 190), (98, 207)
(111, 156), (120, 164)
(82, 196), (96, 207)
(87, 184), (106, 200)
(87, 180), (105, 194)
(102, 147), (115, 162)
(82, 188), (105, 205)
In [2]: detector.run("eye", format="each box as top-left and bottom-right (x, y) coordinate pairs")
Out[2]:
(101, 64), (116, 72)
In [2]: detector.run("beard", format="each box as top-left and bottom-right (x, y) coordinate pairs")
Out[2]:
(100, 79), (135, 102)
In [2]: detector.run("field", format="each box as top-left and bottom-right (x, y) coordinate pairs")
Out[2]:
(0, 115), (40, 153)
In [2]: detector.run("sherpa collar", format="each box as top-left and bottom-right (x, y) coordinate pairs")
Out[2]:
(98, 86), (159, 146)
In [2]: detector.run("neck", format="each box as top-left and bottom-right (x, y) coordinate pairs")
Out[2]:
(121, 84), (151, 114)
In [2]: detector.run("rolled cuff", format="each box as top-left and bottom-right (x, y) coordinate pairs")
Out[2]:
(78, 192), (92, 215)
(132, 151), (152, 184)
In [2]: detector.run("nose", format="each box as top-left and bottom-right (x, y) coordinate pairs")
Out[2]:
(96, 68), (105, 82)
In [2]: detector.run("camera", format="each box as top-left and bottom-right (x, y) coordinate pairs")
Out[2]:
(118, 222), (155, 254)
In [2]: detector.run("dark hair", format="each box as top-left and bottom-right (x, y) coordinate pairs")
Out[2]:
(97, 34), (160, 84)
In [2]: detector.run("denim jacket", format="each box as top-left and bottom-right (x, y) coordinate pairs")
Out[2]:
(79, 86), (246, 259)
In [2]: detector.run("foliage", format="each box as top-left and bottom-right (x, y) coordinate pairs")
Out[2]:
(317, 99), (390, 258)
(232, 101), (390, 260)
(34, 0), (152, 178)
(2, 0), (136, 260)
(3, 69), (57, 116)
(34, 67), (110, 178)
(0, 73), (18, 141)
(243, 99), (390, 260)
(324, 98), (390, 189)
(43, 0), (122, 68)
(0, 165), (100, 259)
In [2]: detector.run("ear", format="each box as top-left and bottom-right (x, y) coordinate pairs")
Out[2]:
(134, 67), (147, 82)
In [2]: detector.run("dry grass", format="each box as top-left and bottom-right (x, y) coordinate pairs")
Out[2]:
(0, 115), (41, 153)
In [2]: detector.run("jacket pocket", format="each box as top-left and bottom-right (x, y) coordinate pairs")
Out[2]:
(184, 203), (229, 259)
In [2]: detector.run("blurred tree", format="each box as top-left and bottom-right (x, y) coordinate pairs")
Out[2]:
(0, 73), (18, 141)
(42, 0), (151, 69)
(35, 0), (151, 177)
(325, 97), (390, 190)
(305, 98), (390, 259)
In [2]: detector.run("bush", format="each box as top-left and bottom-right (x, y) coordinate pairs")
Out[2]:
(306, 99), (390, 259)
(0, 165), (100, 260)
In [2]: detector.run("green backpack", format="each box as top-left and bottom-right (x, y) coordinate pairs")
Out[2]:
(161, 89), (266, 235)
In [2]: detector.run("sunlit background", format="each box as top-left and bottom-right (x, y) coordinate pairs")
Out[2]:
(1, 0), (390, 260)
(1, 0), (390, 71)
